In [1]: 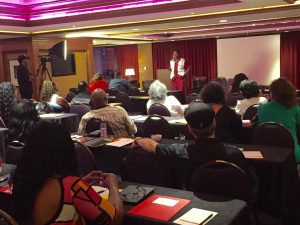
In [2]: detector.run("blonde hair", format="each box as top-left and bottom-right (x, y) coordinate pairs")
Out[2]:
(92, 72), (102, 82)
(40, 80), (56, 102)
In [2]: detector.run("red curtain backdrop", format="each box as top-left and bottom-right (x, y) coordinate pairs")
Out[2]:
(152, 38), (217, 93)
(117, 44), (139, 80)
(281, 31), (300, 88)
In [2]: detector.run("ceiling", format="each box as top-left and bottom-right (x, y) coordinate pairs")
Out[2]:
(0, 0), (300, 45)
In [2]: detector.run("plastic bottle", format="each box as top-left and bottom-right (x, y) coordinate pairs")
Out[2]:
(100, 121), (107, 138)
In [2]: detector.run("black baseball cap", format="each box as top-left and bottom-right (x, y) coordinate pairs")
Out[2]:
(184, 101), (215, 129)
(18, 55), (29, 63)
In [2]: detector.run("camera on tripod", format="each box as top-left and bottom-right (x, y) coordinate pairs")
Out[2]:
(39, 55), (51, 65)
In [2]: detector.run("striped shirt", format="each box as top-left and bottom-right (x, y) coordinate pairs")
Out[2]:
(78, 105), (137, 136)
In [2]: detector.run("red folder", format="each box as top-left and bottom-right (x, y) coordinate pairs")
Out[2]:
(128, 194), (190, 221)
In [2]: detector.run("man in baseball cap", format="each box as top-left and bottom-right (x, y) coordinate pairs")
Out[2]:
(133, 101), (257, 191)
(17, 55), (33, 99)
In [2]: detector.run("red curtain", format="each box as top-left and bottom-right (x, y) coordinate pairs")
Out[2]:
(117, 44), (139, 80)
(152, 38), (217, 93)
(281, 31), (300, 88)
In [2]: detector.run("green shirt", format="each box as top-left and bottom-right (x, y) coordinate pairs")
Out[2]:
(258, 101), (300, 162)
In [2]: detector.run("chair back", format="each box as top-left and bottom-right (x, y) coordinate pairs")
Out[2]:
(225, 93), (245, 107)
(74, 141), (97, 176)
(142, 80), (154, 92)
(148, 103), (171, 117)
(128, 87), (141, 96)
(5, 141), (24, 165)
(70, 104), (90, 122)
(0, 209), (19, 225)
(115, 92), (132, 113)
(108, 88), (120, 96)
(189, 160), (252, 203)
(124, 149), (172, 187)
(252, 122), (294, 149)
(242, 104), (258, 121)
(143, 115), (173, 138)
(0, 117), (6, 128)
(85, 119), (113, 134)
(185, 93), (199, 104)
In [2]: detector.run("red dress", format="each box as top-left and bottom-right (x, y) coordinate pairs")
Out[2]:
(89, 80), (109, 92)
(46, 176), (116, 225)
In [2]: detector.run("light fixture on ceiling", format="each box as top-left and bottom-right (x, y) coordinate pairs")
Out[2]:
(190, 12), (195, 15)
(132, 28), (139, 31)
(72, 25), (76, 28)
(219, 19), (228, 23)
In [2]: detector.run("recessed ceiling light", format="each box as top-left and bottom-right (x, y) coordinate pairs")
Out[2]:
(190, 12), (195, 15)
(219, 19), (228, 23)
(132, 28), (139, 31)
(130, 42), (135, 44)
(72, 25), (76, 28)
(276, 28), (280, 31)
(252, 23), (256, 26)
(171, 40), (175, 41)
(284, 30), (289, 32)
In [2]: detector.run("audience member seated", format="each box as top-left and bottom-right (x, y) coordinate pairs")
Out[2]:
(230, 73), (248, 94)
(134, 102), (257, 194)
(7, 100), (40, 143)
(71, 81), (91, 105)
(200, 81), (242, 143)
(12, 121), (123, 225)
(258, 78), (300, 164)
(235, 80), (268, 116)
(109, 71), (132, 93)
(89, 72), (109, 93)
(147, 80), (183, 117)
(0, 82), (16, 124)
(78, 88), (137, 136)
(40, 80), (70, 112)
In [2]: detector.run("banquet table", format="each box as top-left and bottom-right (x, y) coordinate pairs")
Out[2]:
(86, 138), (300, 222)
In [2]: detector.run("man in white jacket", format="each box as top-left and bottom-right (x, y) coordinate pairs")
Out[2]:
(169, 50), (190, 91)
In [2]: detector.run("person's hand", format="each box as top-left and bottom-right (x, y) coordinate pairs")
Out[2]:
(133, 138), (158, 153)
(82, 170), (104, 184)
(102, 173), (119, 189)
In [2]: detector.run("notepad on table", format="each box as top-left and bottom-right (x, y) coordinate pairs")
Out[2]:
(242, 151), (263, 159)
(174, 208), (217, 225)
(169, 118), (187, 124)
(92, 186), (122, 200)
(39, 113), (64, 118)
(105, 138), (134, 147)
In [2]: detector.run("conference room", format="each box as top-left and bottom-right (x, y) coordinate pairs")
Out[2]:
(0, 0), (300, 225)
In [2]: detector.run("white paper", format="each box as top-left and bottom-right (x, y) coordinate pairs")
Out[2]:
(39, 113), (64, 118)
(169, 119), (187, 124)
(152, 197), (179, 207)
(105, 138), (134, 147)
(174, 208), (217, 225)
(129, 115), (143, 120)
(243, 151), (263, 159)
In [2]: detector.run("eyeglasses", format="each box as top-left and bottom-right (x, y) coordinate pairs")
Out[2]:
(121, 186), (146, 199)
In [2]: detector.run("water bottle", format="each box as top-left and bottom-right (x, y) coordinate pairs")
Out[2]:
(100, 122), (107, 138)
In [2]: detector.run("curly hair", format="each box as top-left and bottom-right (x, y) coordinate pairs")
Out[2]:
(11, 121), (78, 224)
(40, 80), (56, 102)
(7, 100), (40, 143)
(0, 82), (16, 121)
(270, 77), (296, 108)
(148, 80), (167, 101)
(231, 73), (248, 93)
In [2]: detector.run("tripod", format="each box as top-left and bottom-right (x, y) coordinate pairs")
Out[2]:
(36, 57), (52, 90)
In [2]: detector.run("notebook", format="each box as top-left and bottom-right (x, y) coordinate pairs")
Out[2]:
(121, 185), (154, 204)
(85, 138), (112, 148)
(105, 138), (134, 147)
(243, 151), (263, 159)
(174, 208), (217, 225)
(128, 194), (190, 221)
